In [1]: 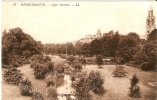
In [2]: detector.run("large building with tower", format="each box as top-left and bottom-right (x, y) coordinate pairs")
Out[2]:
(79, 29), (102, 43)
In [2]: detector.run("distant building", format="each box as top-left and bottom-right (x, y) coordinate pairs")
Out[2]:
(79, 29), (102, 43)
(146, 5), (156, 37)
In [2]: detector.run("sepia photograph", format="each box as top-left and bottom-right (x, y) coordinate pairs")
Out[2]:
(1, 1), (157, 100)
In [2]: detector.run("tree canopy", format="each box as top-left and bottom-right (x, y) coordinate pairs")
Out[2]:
(2, 27), (43, 67)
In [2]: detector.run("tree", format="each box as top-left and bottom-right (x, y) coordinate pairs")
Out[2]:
(90, 39), (102, 55)
(67, 42), (75, 55)
(81, 43), (90, 56)
(129, 74), (141, 98)
(117, 34), (139, 64)
(133, 29), (157, 71)
(2, 27), (43, 67)
(101, 31), (120, 58)
(96, 54), (103, 68)
(87, 71), (105, 95)
(74, 41), (83, 55)
(75, 77), (91, 100)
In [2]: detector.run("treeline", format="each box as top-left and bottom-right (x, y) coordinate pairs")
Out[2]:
(44, 30), (157, 71)
(2, 27), (43, 68)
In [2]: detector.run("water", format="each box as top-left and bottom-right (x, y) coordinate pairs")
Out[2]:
(57, 74), (74, 94)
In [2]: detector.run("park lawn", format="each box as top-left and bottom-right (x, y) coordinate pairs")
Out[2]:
(2, 63), (157, 100)
(83, 64), (157, 100)
(2, 64), (47, 100)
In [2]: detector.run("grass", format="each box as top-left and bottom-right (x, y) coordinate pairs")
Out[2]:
(83, 64), (157, 99)
(2, 58), (157, 100)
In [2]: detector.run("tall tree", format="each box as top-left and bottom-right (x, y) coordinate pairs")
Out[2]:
(90, 39), (102, 55)
(81, 43), (90, 56)
(2, 27), (43, 67)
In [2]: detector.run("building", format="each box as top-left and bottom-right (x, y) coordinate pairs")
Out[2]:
(146, 5), (156, 37)
(79, 29), (102, 43)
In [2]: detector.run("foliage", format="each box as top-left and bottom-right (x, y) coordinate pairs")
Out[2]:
(112, 65), (127, 77)
(101, 31), (120, 58)
(33, 63), (48, 79)
(81, 43), (90, 56)
(140, 62), (151, 71)
(73, 63), (82, 71)
(55, 63), (65, 74)
(117, 34), (139, 64)
(75, 71), (105, 99)
(45, 86), (58, 100)
(75, 77), (91, 100)
(66, 55), (76, 65)
(19, 78), (32, 96)
(87, 71), (105, 95)
(31, 89), (44, 100)
(2, 27), (43, 67)
(134, 29), (157, 71)
(96, 54), (103, 67)
(43, 42), (75, 55)
(30, 55), (54, 79)
(129, 74), (141, 98)
(3, 68), (23, 85)
(90, 39), (102, 55)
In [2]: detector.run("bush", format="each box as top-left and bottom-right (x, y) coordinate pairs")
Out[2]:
(45, 86), (58, 100)
(87, 71), (105, 95)
(67, 55), (76, 65)
(31, 60), (54, 79)
(19, 78), (32, 96)
(33, 63), (48, 79)
(129, 74), (141, 98)
(55, 63), (65, 74)
(112, 65), (127, 77)
(75, 77), (91, 100)
(43, 56), (51, 62)
(3, 68), (23, 85)
(31, 89), (44, 100)
(140, 62), (155, 71)
(73, 63), (82, 71)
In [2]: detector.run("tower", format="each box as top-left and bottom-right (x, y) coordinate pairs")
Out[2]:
(146, 5), (156, 36)
(96, 29), (102, 38)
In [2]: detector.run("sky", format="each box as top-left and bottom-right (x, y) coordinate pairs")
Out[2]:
(2, 1), (157, 44)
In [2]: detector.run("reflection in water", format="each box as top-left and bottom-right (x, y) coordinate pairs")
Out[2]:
(57, 74), (74, 94)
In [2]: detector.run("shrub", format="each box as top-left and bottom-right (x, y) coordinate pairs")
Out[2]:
(45, 86), (58, 100)
(87, 71), (105, 95)
(73, 63), (82, 71)
(31, 60), (54, 79)
(129, 74), (141, 98)
(67, 55), (76, 65)
(31, 89), (44, 100)
(112, 65), (127, 77)
(43, 56), (51, 62)
(140, 62), (155, 71)
(19, 78), (32, 96)
(3, 68), (23, 85)
(75, 77), (91, 100)
(33, 64), (48, 79)
(55, 63), (65, 74)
